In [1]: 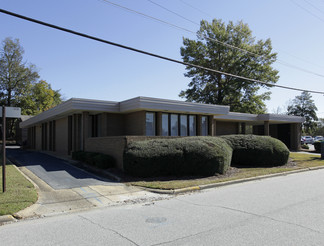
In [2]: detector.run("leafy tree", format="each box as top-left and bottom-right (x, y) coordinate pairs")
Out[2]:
(0, 37), (62, 115)
(0, 37), (39, 106)
(18, 80), (62, 115)
(0, 37), (62, 139)
(312, 119), (324, 136)
(287, 91), (318, 134)
(180, 19), (279, 113)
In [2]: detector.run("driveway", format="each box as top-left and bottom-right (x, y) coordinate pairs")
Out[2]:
(7, 148), (117, 190)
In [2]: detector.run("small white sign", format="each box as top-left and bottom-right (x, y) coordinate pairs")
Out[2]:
(0, 107), (21, 118)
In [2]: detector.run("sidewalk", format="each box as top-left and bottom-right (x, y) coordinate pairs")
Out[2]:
(4, 149), (170, 222)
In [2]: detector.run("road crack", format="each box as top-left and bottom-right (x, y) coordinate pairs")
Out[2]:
(78, 215), (140, 246)
(174, 198), (322, 234)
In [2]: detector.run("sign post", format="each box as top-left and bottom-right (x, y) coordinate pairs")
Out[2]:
(0, 106), (21, 192)
(2, 106), (5, 192)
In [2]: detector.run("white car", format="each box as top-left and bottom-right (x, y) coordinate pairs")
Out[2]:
(303, 136), (314, 144)
(314, 136), (324, 142)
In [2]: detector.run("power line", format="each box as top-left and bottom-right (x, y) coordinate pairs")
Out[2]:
(178, 0), (212, 18)
(290, 0), (324, 23)
(303, 0), (324, 16)
(147, 0), (198, 26)
(101, 0), (324, 78)
(1, 8), (324, 95)
(177, 0), (324, 71)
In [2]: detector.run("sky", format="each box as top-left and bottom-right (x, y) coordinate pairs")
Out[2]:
(1, 0), (324, 117)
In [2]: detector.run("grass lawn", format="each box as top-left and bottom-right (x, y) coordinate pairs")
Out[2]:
(0, 161), (37, 216)
(126, 152), (324, 190)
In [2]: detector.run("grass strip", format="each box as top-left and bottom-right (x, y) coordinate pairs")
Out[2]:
(0, 160), (37, 216)
(126, 152), (324, 190)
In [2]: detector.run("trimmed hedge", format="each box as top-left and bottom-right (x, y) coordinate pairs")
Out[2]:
(123, 135), (290, 177)
(72, 151), (116, 169)
(314, 141), (323, 153)
(221, 135), (289, 167)
(123, 137), (232, 177)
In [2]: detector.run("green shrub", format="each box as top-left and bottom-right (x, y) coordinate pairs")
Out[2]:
(124, 137), (232, 177)
(93, 154), (116, 169)
(221, 135), (289, 167)
(72, 151), (87, 161)
(85, 152), (98, 166)
(301, 144), (309, 150)
(314, 141), (323, 153)
(72, 151), (115, 169)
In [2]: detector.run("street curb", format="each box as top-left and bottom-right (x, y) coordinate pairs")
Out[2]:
(143, 165), (324, 195)
(0, 215), (17, 225)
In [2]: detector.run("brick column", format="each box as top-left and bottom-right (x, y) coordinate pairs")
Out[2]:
(156, 112), (162, 136)
(73, 114), (82, 151)
(197, 115), (202, 136)
(264, 121), (270, 136)
(241, 123), (246, 134)
(208, 115), (215, 136)
(290, 123), (301, 151)
(82, 112), (89, 151)
(101, 113), (108, 137)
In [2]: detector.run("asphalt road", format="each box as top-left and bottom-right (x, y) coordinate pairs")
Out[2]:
(2, 167), (324, 245)
(7, 148), (117, 189)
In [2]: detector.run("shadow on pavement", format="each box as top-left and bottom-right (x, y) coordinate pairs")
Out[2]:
(6, 148), (117, 190)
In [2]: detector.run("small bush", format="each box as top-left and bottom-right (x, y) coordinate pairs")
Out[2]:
(301, 144), (309, 150)
(72, 151), (87, 161)
(93, 154), (116, 169)
(221, 135), (289, 167)
(72, 151), (115, 169)
(314, 141), (324, 153)
(123, 137), (232, 178)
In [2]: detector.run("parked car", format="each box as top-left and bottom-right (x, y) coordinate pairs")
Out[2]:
(301, 136), (305, 145)
(303, 136), (314, 144)
(314, 136), (324, 142)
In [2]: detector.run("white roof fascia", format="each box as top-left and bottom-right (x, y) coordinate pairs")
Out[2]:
(214, 112), (304, 124)
(120, 96), (230, 115)
(20, 98), (119, 128)
(257, 114), (305, 123)
(69, 98), (119, 112)
(214, 112), (258, 122)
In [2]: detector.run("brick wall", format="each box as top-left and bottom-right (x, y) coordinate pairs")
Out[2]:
(55, 117), (69, 155)
(84, 135), (180, 170)
(216, 121), (239, 136)
(85, 136), (127, 169)
(106, 113), (124, 136)
(123, 111), (145, 135)
(35, 124), (42, 150)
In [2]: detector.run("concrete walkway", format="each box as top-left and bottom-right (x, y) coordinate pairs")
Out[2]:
(6, 149), (170, 220)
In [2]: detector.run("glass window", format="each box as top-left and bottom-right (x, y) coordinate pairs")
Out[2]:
(189, 115), (196, 136)
(180, 115), (188, 136)
(146, 112), (155, 136)
(170, 114), (179, 136)
(201, 116), (208, 136)
(162, 114), (169, 136)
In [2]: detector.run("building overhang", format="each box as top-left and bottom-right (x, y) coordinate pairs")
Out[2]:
(214, 112), (305, 125)
(20, 96), (304, 129)
(20, 97), (230, 128)
(20, 98), (120, 128)
(119, 97), (230, 115)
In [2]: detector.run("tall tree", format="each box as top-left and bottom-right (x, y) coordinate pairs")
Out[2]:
(18, 80), (62, 115)
(0, 37), (39, 106)
(180, 19), (279, 113)
(287, 91), (318, 134)
(0, 37), (62, 138)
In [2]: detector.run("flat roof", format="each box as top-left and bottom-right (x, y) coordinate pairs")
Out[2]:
(20, 97), (230, 128)
(20, 97), (304, 128)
